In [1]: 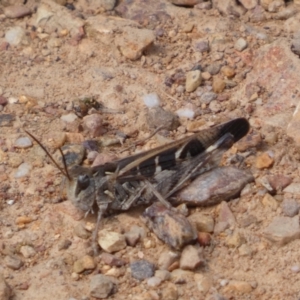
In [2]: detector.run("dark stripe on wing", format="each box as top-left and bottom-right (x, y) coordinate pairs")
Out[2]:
(217, 118), (250, 142)
(159, 148), (176, 170)
(179, 138), (206, 159)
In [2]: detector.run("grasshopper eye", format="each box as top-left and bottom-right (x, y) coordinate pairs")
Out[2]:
(77, 174), (90, 190)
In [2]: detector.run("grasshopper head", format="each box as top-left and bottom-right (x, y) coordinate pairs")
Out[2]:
(66, 165), (96, 214)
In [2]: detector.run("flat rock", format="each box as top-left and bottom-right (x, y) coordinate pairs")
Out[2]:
(98, 230), (126, 253)
(264, 216), (300, 245)
(179, 245), (204, 270)
(142, 202), (197, 249)
(115, 27), (155, 60)
(178, 166), (254, 206)
(158, 251), (180, 270)
(90, 275), (117, 299)
(188, 213), (214, 233)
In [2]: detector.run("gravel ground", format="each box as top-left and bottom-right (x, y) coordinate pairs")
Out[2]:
(2, 0), (300, 299)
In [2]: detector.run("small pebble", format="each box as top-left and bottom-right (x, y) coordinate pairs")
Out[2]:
(186, 70), (202, 92)
(197, 232), (211, 247)
(98, 230), (126, 253)
(74, 223), (91, 239)
(194, 39), (209, 53)
(87, 151), (98, 163)
(212, 77), (226, 93)
(176, 108), (195, 119)
(291, 265), (300, 273)
(4, 255), (23, 270)
(206, 63), (221, 75)
(200, 92), (217, 104)
(147, 276), (162, 287)
(143, 93), (161, 108)
(130, 260), (155, 280)
(61, 113), (78, 123)
(281, 198), (300, 217)
(58, 239), (72, 250)
(180, 245), (204, 270)
(90, 275), (117, 299)
(0, 96), (8, 106)
(101, 253), (126, 267)
(20, 245), (36, 258)
(234, 38), (248, 51)
(73, 255), (95, 274)
(221, 66), (236, 78)
(14, 137), (32, 149)
(125, 225), (145, 247)
(15, 216), (33, 226)
(14, 163), (31, 178)
(5, 26), (25, 46)
(158, 251), (179, 270)
(155, 270), (171, 282)
(4, 5), (31, 18)
(161, 283), (178, 300)
(256, 152), (274, 169)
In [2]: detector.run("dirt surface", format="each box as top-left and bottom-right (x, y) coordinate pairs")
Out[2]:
(2, 0), (300, 299)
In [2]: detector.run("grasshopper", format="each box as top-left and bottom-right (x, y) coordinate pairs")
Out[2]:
(26, 117), (250, 253)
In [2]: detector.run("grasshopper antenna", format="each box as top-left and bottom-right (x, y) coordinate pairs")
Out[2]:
(24, 130), (71, 181)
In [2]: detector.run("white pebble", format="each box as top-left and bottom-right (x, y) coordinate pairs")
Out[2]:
(220, 279), (229, 286)
(14, 137), (32, 149)
(60, 113), (78, 123)
(8, 97), (18, 104)
(5, 26), (25, 46)
(6, 200), (15, 205)
(147, 276), (162, 287)
(142, 93), (161, 108)
(176, 108), (195, 119)
(14, 162), (31, 178)
(291, 265), (300, 273)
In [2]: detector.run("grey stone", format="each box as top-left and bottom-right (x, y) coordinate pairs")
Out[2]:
(234, 38), (248, 51)
(90, 275), (117, 298)
(281, 198), (300, 217)
(130, 260), (155, 280)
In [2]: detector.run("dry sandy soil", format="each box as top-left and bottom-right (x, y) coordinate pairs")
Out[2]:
(2, 0), (300, 299)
